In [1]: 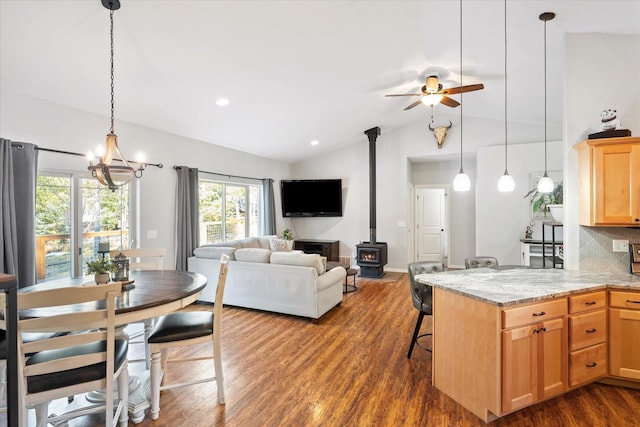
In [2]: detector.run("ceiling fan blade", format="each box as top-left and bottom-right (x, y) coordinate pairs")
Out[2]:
(441, 83), (485, 95)
(440, 96), (460, 108)
(404, 99), (423, 110)
(385, 94), (422, 97)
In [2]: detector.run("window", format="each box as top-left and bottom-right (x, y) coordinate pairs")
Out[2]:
(199, 179), (261, 244)
(36, 173), (133, 282)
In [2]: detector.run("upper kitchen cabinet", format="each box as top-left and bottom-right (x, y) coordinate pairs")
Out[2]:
(575, 137), (640, 226)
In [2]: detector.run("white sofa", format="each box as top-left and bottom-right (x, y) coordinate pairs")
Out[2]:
(187, 236), (345, 320)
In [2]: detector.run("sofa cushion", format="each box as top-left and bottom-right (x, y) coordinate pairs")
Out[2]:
(234, 248), (272, 263)
(238, 237), (260, 249)
(270, 252), (325, 275)
(269, 239), (292, 252)
(201, 240), (241, 249)
(193, 246), (236, 260)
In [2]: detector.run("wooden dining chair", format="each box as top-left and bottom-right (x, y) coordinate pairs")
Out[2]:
(148, 254), (229, 420)
(110, 247), (166, 271)
(110, 247), (166, 368)
(12, 281), (128, 427)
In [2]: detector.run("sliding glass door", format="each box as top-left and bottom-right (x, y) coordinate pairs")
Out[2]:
(36, 173), (132, 282)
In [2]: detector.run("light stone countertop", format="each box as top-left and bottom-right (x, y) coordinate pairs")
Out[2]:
(415, 267), (640, 306)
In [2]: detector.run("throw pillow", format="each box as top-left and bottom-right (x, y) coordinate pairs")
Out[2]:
(269, 239), (292, 252)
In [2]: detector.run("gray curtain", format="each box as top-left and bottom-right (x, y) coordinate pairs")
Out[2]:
(0, 139), (38, 288)
(262, 178), (276, 235)
(175, 166), (199, 271)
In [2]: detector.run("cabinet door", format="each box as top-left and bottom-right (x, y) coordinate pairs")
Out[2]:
(593, 143), (640, 225)
(502, 324), (538, 413)
(609, 308), (640, 380)
(539, 317), (568, 399)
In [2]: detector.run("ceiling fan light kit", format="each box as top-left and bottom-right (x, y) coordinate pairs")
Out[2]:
(498, 0), (515, 192)
(536, 11), (555, 194)
(420, 93), (444, 107)
(88, 0), (146, 191)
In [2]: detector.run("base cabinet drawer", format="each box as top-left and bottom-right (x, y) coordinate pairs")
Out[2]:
(569, 310), (606, 351)
(570, 343), (607, 387)
(502, 298), (567, 329)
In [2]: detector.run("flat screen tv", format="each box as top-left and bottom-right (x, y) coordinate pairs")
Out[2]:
(280, 179), (343, 217)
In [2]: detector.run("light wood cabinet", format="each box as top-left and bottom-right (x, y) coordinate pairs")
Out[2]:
(433, 286), (640, 423)
(574, 137), (640, 226)
(501, 300), (568, 413)
(568, 291), (607, 387)
(609, 290), (640, 380)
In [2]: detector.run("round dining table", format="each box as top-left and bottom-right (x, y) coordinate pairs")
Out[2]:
(19, 269), (208, 423)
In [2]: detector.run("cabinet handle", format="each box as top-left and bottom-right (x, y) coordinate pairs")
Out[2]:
(586, 328), (597, 333)
(532, 311), (546, 317)
(627, 299), (640, 304)
(540, 327), (547, 332)
(585, 301), (597, 305)
(586, 362), (598, 368)
(533, 329), (540, 334)
(635, 218), (640, 223)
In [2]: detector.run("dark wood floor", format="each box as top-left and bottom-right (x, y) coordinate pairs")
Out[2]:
(8, 272), (640, 426)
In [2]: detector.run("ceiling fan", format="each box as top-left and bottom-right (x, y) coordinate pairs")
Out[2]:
(385, 75), (484, 111)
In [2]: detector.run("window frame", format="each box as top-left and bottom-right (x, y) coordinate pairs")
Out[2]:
(198, 175), (263, 244)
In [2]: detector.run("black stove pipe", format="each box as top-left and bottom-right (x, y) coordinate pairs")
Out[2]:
(364, 127), (381, 244)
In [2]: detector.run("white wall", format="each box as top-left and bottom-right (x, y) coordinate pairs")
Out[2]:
(564, 33), (640, 271)
(291, 113), (560, 271)
(476, 141), (563, 265)
(0, 92), (291, 269)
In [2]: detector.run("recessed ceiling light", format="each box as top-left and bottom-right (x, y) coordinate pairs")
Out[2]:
(310, 140), (319, 146)
(216, 98), (229, 106)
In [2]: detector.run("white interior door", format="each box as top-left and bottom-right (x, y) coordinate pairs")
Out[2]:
(415, 188), (447, 263)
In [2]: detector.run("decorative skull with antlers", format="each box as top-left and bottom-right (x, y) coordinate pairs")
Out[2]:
(428, 121), (453, 149)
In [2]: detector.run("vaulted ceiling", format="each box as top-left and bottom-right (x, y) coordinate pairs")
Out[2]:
(1, 1), (639, 162)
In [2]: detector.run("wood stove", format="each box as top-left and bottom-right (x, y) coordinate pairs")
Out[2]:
(356, 127), (388, 278)
(356, 242), (388, 278)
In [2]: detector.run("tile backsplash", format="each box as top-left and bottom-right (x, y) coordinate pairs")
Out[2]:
(579, 227), (640, 273)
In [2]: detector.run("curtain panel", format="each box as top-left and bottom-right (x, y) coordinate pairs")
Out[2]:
(0, 139), (38, 287)
(262, 178), (276, 236)
(175, 166), (199, 271)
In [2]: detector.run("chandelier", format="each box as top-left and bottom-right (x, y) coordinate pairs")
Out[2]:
(88, 0), (145, 191)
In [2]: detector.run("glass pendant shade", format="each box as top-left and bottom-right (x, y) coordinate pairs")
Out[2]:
(498, 171), (515, 192)
(537, 173), (554, 193)
(453, 169), (471, 192)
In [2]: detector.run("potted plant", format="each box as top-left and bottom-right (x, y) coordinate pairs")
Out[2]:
(282, 228), (294, 250)
(86, 258), (118, 284)
(546, 182), (564, 222)
(524, 181), (563, 221)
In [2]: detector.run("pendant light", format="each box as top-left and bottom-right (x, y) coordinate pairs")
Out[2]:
(498, 0), (515, 192)
(453, 0), (470, 192)
(536, 12), (555, 194)
(88, 0), (145, 191)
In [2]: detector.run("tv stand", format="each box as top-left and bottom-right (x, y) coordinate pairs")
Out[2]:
(293, 239), (339, 262)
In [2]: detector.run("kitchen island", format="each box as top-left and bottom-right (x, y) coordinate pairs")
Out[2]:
(415, 267), (640, 423)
